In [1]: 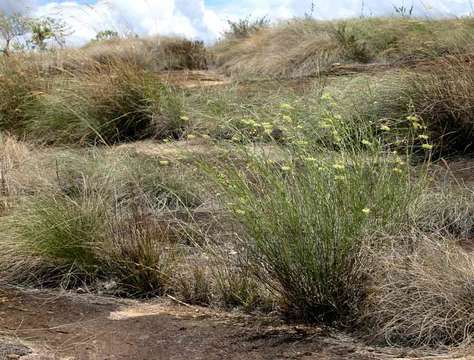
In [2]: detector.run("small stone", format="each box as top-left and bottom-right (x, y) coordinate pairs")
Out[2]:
(6, 354), (20, 359)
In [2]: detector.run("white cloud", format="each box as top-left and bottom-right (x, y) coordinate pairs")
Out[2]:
(31, 0), (227, 44)
(1, 0), (473, 45)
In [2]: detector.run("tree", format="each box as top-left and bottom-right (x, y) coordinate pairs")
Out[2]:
(95, 30), (119, 41)
(0, 12), (29, 56)
(29, 17), (70, 51)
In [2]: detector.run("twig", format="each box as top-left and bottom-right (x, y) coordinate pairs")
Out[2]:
(166, 294), (194, 309)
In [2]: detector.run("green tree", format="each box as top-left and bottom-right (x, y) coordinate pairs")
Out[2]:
(0, 12), (29, 56)
(95, 30), (119, 41)
(29, 17), (70, 51)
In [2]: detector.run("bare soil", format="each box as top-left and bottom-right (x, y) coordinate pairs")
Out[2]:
(2, 288), (470, 360)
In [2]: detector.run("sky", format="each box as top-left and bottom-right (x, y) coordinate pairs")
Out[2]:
(1, 0), (473, 45)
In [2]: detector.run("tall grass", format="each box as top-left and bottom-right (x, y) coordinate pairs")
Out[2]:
(0, 151), (203, 293)
(0, 57), (44, 133)
(318, 57), (474, 156)
(206, 103), (424, 323)
(23, 62), (184, 145)
(0, 50), (187, 146)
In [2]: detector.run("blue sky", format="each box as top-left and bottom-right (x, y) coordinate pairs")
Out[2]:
(1, 0), (473, 44)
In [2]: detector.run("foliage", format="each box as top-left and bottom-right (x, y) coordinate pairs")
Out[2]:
(29, 17), (71, 50)
(223, 16), (270, 39)
(0, 12), (30, 56)
(95, 29), (120, 41)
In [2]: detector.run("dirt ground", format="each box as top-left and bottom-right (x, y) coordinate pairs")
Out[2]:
(1, 288), (472, 360)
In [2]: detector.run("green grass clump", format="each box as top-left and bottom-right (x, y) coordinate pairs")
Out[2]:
(207, 112), (423, 323)
(23, 62), (184, 145)
(7, 194), (105, 270)
(0, 151), (203, 294)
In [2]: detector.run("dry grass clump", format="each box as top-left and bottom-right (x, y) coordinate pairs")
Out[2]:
(415, 184), (474, 242)
(64, 36), (208, 73)
(213, 17), (474, 79)
(158, 38), (208, 70)
(401, 58), (474, 154)
(0, 134), (55, 211)
(0, 57), (45, 133)
(0, 134), (30, 215)
(366, 235), (474, 346)
(213, 18), (342, 79)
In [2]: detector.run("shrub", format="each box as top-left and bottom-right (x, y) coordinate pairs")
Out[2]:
(158, 38), (208, 70)
(223, 16), (270, 40)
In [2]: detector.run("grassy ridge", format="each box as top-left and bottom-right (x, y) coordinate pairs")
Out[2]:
(214, 17), (474, 79)
(0, 15), (474, 349)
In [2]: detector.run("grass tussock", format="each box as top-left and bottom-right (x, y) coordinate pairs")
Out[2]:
(28, 63), (184, 145)
(206, 111), (423, 323)
(42, 36), (208, 74)
(0, 59), (184, 145)
(366, 235), (474, 346)
(0, 150), (204, 294)
(0, 57), (43, 132)
(320, 57), (474, 156)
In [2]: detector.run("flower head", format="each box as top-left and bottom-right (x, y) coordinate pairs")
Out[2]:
(362, 208), (371, 215)
(280, 103), (294, 110)
(422, 144), (433, 151)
